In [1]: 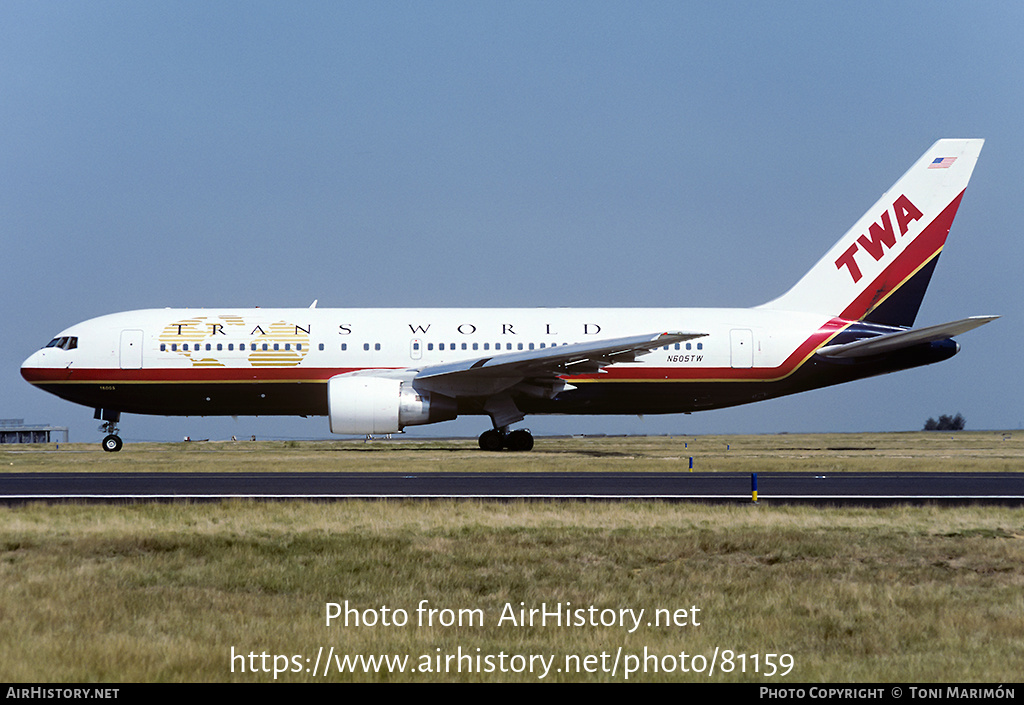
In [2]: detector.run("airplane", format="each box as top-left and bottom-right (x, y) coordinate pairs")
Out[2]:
(21, 139), (996, 452)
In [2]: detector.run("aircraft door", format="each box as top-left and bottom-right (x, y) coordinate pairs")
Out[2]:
(730, 329), (753, 368)
(410, 338), (422, 360)
(120, 329), (144, 369)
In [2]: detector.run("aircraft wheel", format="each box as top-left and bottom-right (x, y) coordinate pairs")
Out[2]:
(102, 434), (123, 453)
(478, 429), (504, 451)
(505, 429), (534, 452)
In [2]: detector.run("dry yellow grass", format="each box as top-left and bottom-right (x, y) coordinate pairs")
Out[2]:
(1, 500), (1023, 682)
(3, 430), (1023, 474)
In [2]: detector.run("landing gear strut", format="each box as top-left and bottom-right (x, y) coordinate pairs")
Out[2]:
(478, 427), (534, 452)
(95, 408), (123, 452)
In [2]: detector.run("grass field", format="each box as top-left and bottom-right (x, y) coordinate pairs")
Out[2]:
(4, 429), (1024, 474)
(1, 433), (1022, 682)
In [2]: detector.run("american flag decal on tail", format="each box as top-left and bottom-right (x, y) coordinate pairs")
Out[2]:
(928, 157), (957, 169)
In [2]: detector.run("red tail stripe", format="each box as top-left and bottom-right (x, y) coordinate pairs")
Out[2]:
(840, 191), (964, 322)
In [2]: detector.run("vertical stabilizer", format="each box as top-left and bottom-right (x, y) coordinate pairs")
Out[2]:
(760, 139), (983, 326)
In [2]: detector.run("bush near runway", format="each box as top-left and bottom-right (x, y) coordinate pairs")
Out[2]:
(2, 430), (1023, 474)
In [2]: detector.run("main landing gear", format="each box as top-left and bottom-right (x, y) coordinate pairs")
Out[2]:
(478, 427), (534, 452)
(95, 408), (123, 452)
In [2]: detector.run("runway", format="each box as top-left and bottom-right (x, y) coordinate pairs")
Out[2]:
(2, 471), (1022, 505)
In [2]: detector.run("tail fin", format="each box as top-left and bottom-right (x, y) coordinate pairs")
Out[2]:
(760, 139), (983, 326)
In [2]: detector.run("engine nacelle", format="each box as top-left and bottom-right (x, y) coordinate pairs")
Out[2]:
(328, 375), (457, 435)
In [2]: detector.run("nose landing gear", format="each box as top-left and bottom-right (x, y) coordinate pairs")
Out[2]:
(101, 433), (123, 452)
(95, 408), (123, 452)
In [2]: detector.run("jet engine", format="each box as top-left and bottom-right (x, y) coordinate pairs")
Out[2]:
(327, 375), (457, 434)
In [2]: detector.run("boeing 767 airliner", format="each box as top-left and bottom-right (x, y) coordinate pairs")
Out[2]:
(22, 139), (996, 451)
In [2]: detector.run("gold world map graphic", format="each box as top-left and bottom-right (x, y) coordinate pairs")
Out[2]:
(158, 315), (311, 367)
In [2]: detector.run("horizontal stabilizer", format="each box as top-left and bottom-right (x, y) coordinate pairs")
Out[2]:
(817, 316), (998, 359)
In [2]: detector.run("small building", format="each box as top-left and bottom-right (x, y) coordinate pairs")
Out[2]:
(0, 419), (69, 444)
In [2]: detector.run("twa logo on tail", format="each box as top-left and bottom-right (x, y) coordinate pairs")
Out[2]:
(761, 139), (983, 326)
(834, 194), (923, 283)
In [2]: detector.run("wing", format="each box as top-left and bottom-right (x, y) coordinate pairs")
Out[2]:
(411, 330), (706, 426)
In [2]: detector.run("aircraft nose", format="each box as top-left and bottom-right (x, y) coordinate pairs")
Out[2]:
(21, 349), (47, 382)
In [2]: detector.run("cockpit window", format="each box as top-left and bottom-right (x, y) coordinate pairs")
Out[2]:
(45, 336), (78, 351)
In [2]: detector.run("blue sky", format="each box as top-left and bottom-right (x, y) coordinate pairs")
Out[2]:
(2, 2), (1020, 442)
